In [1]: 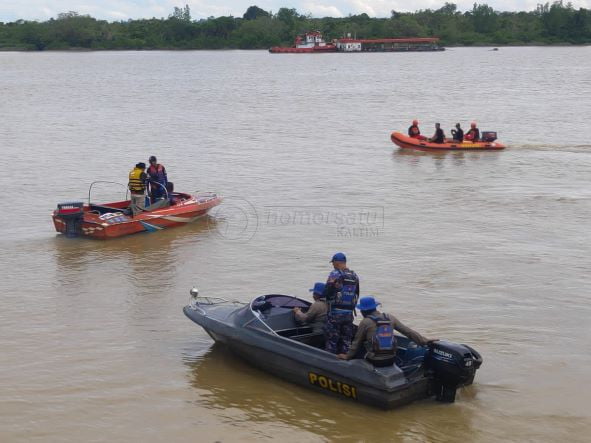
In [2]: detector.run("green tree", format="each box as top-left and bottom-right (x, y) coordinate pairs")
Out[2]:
(243, 6), (270, 21)
(169, 5), (191, 22)
(470, 3), (498, 34)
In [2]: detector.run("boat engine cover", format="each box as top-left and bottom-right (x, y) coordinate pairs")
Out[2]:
(426, 340), (480, 402)
(481, 131), (497, 142)
(57, 202), (84, 237)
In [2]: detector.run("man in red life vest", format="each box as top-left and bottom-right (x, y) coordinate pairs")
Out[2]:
(147, 155), (168, 203)
(464, 122), (480, 142)
(408, 119), (427, 140)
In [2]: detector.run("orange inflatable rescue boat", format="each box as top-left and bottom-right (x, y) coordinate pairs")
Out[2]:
(391, 131), (506, 151)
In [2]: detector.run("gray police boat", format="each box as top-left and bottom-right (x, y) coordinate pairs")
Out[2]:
(183, 289), (483, 409)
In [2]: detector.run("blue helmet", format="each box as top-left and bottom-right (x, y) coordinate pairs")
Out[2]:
(309, 282), (326, 297)
(357, 296), (380, 311)
(330, 252), (347, 263)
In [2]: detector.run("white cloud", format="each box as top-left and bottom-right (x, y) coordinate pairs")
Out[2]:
(345, 0), (376, 16)
(302, 2), (344, 17)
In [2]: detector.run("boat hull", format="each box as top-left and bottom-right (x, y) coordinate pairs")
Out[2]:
(53, 192), (221, 239)
(183, 304), (434, 409)
(225, 339), (430, 409)
(269, 45), (337, 53)
(391, 131), (506, 151)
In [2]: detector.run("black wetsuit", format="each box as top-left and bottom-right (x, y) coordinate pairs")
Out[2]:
(432, 128), (445, 144)
(452, 128), (464, 142)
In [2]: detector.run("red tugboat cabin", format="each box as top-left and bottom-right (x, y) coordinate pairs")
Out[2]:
(270, 32), (443, 53)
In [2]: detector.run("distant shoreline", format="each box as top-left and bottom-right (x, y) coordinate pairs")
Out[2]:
(1, 4), (589, 52)
(1, 43), (590, 52)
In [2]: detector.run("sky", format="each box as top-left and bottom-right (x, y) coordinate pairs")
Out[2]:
(1, 0), (590, 22)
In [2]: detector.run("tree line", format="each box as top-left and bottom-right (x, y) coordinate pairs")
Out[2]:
(1, 2), (590, 51)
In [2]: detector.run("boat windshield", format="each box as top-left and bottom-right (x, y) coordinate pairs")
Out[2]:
(263, 294), (309, 309)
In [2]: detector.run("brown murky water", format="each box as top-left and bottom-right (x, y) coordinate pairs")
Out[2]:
(1, 47), (591, 442)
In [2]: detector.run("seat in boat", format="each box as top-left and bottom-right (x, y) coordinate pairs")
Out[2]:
(89, 204), (132, 216)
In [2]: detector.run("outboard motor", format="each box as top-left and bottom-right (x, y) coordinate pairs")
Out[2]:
(481, 131), (497, 142)
(426, 341), (483, 402)
(56, 202), (84, 237)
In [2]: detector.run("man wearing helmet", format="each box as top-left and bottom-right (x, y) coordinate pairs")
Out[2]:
(293, 282), (328, 335)
(464, 122), (480, 141)
(408, 119), (427, 140)
(322, 253), (360, 354)
(337, 296), (436, 367)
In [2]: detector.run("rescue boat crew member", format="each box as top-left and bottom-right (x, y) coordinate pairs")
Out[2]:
(464, 122), (480, 141)
(430, 123), (445, 144)
(451, 123), (464, 142)
(323, 253), (360, 354)
(337, 296), (435, 367)
(293, 282), (328, 334)
(128, 162), (148, 215)
(408, 119), (427, 140)
(147, 155), (168, 203)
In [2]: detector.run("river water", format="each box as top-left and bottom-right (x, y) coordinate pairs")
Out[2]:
(1, 47), (590, 442)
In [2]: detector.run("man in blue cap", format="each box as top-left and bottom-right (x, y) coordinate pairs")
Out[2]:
(322, 252), (360, 354)
(293, 282), (328, 334)
(337, 296), (435, 367)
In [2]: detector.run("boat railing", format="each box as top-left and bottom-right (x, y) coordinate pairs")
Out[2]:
(89, 180), (174, 208)
(194, 191), (218, 202)
(149, 181), (169, 201)
(88, 181), (129, 205)
(188, 288), (244, 314)
(247, 301), (279, 336)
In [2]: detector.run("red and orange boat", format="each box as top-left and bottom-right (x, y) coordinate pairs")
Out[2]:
(53, 182), (221, 239)
(391, 131), (506, 151)
(269, 31), (336, 53)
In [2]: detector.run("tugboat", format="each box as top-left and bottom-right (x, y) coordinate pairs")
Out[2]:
(53, 181), (221, 239)
(184, 289), (483, 409)
(269, 31), (336, 53)
(270, 32), (443, 53)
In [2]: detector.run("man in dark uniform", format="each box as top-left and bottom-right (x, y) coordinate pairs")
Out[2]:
(323, 252), (360, 354)
(337, 296), (436, 366)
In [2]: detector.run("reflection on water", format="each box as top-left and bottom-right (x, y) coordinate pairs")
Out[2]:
(52, 216), (216, 290)
(392, 148), (502, 169)
(185, 344), (480, 442)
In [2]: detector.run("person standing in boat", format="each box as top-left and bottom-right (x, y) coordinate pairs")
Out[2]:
(293, 282), (328, 334)
(408, 119), (427, 140)
(128, 162), (148, 215)
(464, 122), (480, 141)
(323, 253), (359, 355)
(147, 155), (168, 203)
(337, 296), (435, 366)
(451, 123), (464, 142)
(429, 123), (445, 144)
